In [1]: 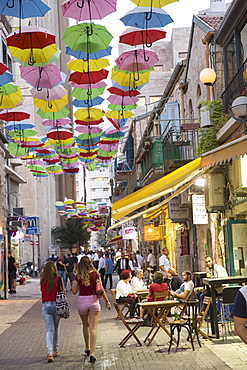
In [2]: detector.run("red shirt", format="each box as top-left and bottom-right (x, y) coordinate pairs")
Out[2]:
(41, 276), (59, 302)
(75, 271), (98, 296)
(147, 282), (169, 302)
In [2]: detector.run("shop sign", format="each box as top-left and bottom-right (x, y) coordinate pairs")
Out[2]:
(123, 227), (136, 239)
(192, 194), (208, 224)
(25, 217), (41, 235)
(144, 225), (161, 241)
(168, 197), (189, 221)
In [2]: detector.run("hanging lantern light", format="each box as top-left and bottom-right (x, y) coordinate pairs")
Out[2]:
(199, 68), (216, 86)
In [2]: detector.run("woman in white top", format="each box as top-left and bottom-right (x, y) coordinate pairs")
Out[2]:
(131, 269), (144, 292)
(129, 252), (140, 277)
(116, 270), (137, 318)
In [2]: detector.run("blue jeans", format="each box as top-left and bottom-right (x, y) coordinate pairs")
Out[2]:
(42, 301), (60, 354)
(58, 270), (67, 289)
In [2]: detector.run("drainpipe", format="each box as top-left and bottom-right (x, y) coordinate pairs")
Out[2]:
(205, 41), (211, 100)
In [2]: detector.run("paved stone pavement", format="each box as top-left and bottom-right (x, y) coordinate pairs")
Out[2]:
(0, 276), (246, 369)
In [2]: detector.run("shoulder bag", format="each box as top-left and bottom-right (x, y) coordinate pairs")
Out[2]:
(56, 276), (70, 319)
(95, 274), (104, 298)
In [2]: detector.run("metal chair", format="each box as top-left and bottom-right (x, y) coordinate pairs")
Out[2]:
(220, 286), (241, 341)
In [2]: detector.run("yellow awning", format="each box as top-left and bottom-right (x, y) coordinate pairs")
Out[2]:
(112, 157), (202, 221)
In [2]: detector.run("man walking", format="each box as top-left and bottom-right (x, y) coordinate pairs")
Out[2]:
(8, 250), (17, 294)
(113, 252), (129, 278)
(159, 247), (171, 278)
(146, 249), (156, 272)
(104, 253), (113, 289)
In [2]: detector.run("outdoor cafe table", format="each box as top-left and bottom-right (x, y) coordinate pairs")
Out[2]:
(136, 289), (149, 302)
(202, 275), (247, 338)
(138, 300), (180, 346)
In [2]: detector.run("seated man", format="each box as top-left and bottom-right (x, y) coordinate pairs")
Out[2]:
(233, 285), (247, 344)
(195, 255), (228, 309)
(170, 270), (194, 302)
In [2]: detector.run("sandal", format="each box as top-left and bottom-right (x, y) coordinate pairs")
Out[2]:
(47, 354), (54, 363)
(53, 351), (60, 357)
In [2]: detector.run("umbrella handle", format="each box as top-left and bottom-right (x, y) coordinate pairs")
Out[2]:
(0, 95), (3, 106)
(6, 0), (14, 8)
(77, 0), (84, 8)
(48, 101), (53, 109)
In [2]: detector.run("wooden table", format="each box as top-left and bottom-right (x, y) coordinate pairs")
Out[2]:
(202, 275), (247, 338)
(136, 290), (149, 302)
(138, 300), (180, 346)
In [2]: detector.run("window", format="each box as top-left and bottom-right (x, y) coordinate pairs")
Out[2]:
(137, 96), (146, 106)
(189, 99), (194, 119)
(153, 65), (163, 72)
(103, 188), (109, 191)
(178, 52), (187, 59)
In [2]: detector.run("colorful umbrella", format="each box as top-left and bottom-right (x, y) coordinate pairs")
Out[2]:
(37, 107), (70, 119)
(62, 23), (113, 53)
(30, 85), (67, 100)
(0, 0), (51, 19)
(72, 86), (106, 100)
(120, 7), (173, 29)
(75, 126), (102, 135)
(34, 95), (68, 112)
(0, 63), (8, 74)
(0, 87), (22, 109)
(12, 50), (61, 67)
(4, 120), (35, 131)
(75, 118), (104, 126)
(74, 108), (104, 121)
(105, 110), (134, 119)
(72, 96), (104, 108)
(67, 58), (110, 72)
(66, 45), (112, 60)
(107, 95), (138, 106)
(69, 81), (107, 89)
(111, 68), (150, 88)
(61, 0), (117, 21)
(42, 118), (72, 127)
(8, 44), (59, 66)
(47, 128), (73, 141)
(20, 64), (64, 89)
(0, 72), (14, 86)
(130, 0), (178, 6)
(6, 142), (27, 157)
(107, 86), (140, 96)
(0, 84), (18, 95)
(8, 128), (37, 138)
(46, 165), (63, 174)
(119, 27), (167, 47)
(116, 49), (159, 72)
(112, 80), (148, 91)
(69, 69), (108, 85)
(108, 103), (137, 111)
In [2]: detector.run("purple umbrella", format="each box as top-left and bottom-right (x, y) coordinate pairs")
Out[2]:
(61, 0), (117, 21)
(30, 85), (67, 100)
(107, 94), (138, 106)
(115, 49), (159, 72)
(75, 126), (103, 134)
(42, 118), (72, 127)
(20, 64), (64, 89)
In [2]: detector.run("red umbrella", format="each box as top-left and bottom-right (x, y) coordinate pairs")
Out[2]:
(6, 26), (56, 49)
(63, 168), (80, 174)
(0, 63), (8, 75)
(69, 81), (107, 89)
(69, 69), (108, 85)
(107, 86), (140, 97)
(0, 107), (30, 121)
(119, 27), (166, 46)
(75, 118), (104, 126)
(47, 128), (73, 141)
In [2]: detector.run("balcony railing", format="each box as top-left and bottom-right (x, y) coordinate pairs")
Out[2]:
(221, 58), (247, 112)
(141, 139), (163, 179)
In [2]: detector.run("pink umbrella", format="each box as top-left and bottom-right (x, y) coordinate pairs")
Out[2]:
(75, 126), (103, 134)
(115, 49), (159, 72)
(30, 85), (67, 100)
(69, 81), (107, 89)
(20, 64), (64, 89)
(99, 143), (119, 151)
(42, 118), (72, 127)
(61, 0), (117, 21)
(107, 94), (138, 106)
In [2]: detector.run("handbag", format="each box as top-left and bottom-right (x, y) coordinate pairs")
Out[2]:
(126, 293), (137, 303)
(95, 276), (104, 298)
(56, 277), (70, 319)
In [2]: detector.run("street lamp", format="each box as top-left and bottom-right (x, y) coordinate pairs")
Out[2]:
(199, 68), (217, 86)
(229, 96), (247, 134)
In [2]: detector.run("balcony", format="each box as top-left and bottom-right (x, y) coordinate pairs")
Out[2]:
(221, 58), (247, 112)
(162, 128), (199, 174)
(141, 139), (164, 185)
(115, 159), (134, 183)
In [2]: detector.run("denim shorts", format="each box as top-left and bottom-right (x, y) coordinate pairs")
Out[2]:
(78, 295), (101, 315)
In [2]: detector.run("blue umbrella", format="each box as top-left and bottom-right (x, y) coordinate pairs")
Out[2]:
(5, 120), (35, 131)
(112, 80), (148, 91)
(120, 7), (173, 29)
(0, 0), (51, 19)
(66, 46), (112, 60)
(72, 97), (104, 108)
(0, 71), (13, 86)
(77, 144), (98, 151)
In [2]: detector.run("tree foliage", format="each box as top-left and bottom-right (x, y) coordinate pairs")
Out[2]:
(51, 218), (90, 250)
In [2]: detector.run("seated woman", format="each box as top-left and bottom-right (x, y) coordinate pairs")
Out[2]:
(116, 270), (137, 319)
(131, 269), (144, 292)
(147, 271), (169, 302)
(167, 268), (182, 291)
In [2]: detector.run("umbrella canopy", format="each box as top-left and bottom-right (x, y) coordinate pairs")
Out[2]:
(75, 118), (104, 126)
(0, 0), (51, 19)
(12, 50), (61, 67)
(34, 95), (68, 112)
(107, 95), (138, 106)
(0, 84), (18, 95)
(42, 118), (72, 127)
(30, 85), (67, 100)
(20, 64), (64, 89)
(70, 81), (107, 89)
(46, 164), (63, 174)
(62, 22), (113, 53)
(105, 110), (134, 119)
(0, 87), (22, 109)
(67, 58), (109, 72)
(119, 27), (167, 46)
(5, 120), (35, 131)
(47, 128), (73, 141)
(107, 86), (140, 96)
(74, 108), (104, 121)
(75, 126), (102, 135)
(8, 44), (59, 66)
(112, 80), (148, 91)
(72, 96), (104, 108)
(37, 107), (70, 119)
(7, 142), (27, 157)
(72, 86), (106, 100)
(108, 103), (137, 111)
(0, 63), (8, 75)
(6, 26), (55, 49)
(115, 49), (159, 72)
(61, 0), (116, 21)
(69, 69), (108, 85)
(130, 0), (178, 6)
(0, 71), (14, 86)
(0, 107), (30, 121)
(120, 7), (173, 29)
(66, 45), (112, 60)
(111, 68), (150, 88)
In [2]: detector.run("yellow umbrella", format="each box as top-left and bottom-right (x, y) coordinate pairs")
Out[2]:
(111, 68), (150, 87)
(130, 0), (178, 6)
(67, 58), (110, 72)
(0, 87), (22, 109)
(33, 95), (68, 112)
(74, 108), (104, 121)
(8, 44), (59, 65)
(105, 110), (134, 119)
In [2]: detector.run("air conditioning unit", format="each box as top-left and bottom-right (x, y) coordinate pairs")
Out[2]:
(232, 156), (247, 196)
(178, 189), (190, 208)
(200, 106), (213, 127)
(204, 173), (225, 212)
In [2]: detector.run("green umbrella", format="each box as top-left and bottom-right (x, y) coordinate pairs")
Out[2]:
(57, 147), (77, 155)
(72, 86), (106, 100)
(37, 107), (70, 120)
(28, 164), (46, 172)
(46, 164), (63, 173)
(62, 23), (113, 53)
(98, 148), (118, 157)
(7, 142), (27, 157)
(107, 103), (137, 111)
(0, 83), (18, 95)
(8, 129), (38, 138)
(87, 162), (97, 171)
